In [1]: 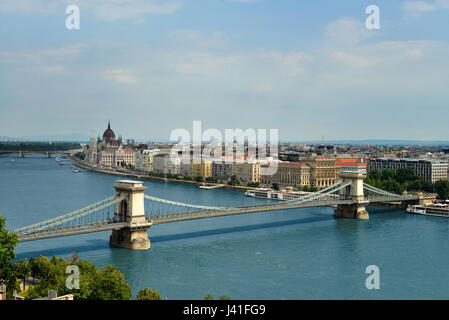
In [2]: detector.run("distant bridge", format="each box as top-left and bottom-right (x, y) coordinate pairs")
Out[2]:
(12, 168), (431, 250)
(0, 149), (81, 158)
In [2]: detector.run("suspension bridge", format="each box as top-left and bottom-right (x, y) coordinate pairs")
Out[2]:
(11, 168), (430, 250)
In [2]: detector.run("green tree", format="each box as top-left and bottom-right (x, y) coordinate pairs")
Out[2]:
(422, 180), (434, 192)
(90, 265), (132, 300)
(205, 176), (218, 183)
(367, 170), (381, 181)
(219, 295), (231, 300)
(395, 168), (417, 184)
(0, 216), (19, 295)
(28, 255), (51, 282)
(272, 183), (279, 190)
(204, 294), (214, 300)
(228, 175), (240, 186)
(195, 176), (204, 182)
(434, 180), (449, 200)
(15, 258), (30, 291)
(380, 169), (396, 181)
(247, 182), (260, 188)
(137, 288), (162, 300)
(21, 257), (132, 300)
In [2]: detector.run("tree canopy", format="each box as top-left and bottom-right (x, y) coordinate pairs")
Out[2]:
(137, 287), (162, 300)
(365, 168), (429, 194)
(20, 256), (132, 300)
(0, 216), (19, 295)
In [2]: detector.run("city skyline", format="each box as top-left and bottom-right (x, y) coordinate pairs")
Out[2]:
(1, 1), (449, 141)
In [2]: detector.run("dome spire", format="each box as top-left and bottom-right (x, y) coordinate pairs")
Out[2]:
(102, 120), (116, 141)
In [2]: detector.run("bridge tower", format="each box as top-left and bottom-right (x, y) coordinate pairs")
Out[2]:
(334, 163), (369, 220)
(110, 180), (151, 250)
(18, 151), (24, 158)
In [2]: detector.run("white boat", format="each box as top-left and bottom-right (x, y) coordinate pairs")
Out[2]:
(406, 204), (449, 217)
(245, 188), (314, 201)
(199, 184), (224, 190)
(9, 159), (15, 163)
(72, 168), (79, 173)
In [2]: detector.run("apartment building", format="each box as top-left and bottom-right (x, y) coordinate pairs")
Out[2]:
(231, 161), (261, 183)
(135, 149), (160, 172)
(212, 161), (232, 180)
(153, 153), (181, 174)
(192, 160), (212, 179)
(261, 162), (311, 188)
(367, 158), (448, 183)
(302, 157), (339, 188)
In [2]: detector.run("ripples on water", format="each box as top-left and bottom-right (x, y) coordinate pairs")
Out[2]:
(1, 155), (449, 299)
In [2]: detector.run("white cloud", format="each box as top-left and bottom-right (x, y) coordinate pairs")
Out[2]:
(103, 69), (137, 84)
(325, 17), (374, 47)
(404, 1), (437, 18)
(171, 53), (240, 76)
(0, 0), (182, 22)
(403, 0), (449, 18)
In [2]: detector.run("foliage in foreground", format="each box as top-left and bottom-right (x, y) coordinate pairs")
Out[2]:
(366, 168), (449, 199)
(19, 256), (132, 300)
(205, 294), (231, 300)
(137, 287), (162, 300)
(0, 216), (19, 296)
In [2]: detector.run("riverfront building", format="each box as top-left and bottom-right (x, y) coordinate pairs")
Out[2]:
(231, 161), (261, 183)
(212, 161), (232, 180)
(192, 160), (213, 179)
(153, 153), (181, 175)
(261, 162), (311, 188)
(303, 157), (339, 188)
(84, 122), (135, 168)
(367, 158), (448, 183)
(135, 149), (161, 172)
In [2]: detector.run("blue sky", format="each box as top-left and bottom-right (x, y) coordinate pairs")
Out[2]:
(0, 0), (448, 141)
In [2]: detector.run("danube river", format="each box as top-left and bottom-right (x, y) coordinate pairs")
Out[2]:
(1, 154), (449, 299)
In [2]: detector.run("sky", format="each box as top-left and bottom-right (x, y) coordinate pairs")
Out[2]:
(0, 0), (448, 142)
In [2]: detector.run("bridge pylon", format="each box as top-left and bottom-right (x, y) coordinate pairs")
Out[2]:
(18, 151), (24, 158)
(110, 180), (151, 250)
(334, 168), (369, 220)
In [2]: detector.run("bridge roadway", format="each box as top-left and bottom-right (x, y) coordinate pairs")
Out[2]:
(150, 195), (418, 224)
(18, 222), (128, 242)
(16, 194), (423, 242)
(0, 149), (81, 156)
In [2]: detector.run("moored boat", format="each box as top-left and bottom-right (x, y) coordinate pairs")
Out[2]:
(406, 204), (449, 217)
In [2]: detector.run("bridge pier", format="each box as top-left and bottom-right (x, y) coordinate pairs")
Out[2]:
(335, 202), (369, 220)
(18, 151), (24, 158)
(45, 152), (51, 158)
(110, 180), (151, 250)
(335, 166), (369, 220)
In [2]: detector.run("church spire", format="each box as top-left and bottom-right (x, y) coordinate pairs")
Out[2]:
(108, 120), (111, 130)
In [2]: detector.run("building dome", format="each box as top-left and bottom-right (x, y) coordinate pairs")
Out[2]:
(103, 121), (115, 140)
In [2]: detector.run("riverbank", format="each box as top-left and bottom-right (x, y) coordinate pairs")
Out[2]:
(67, 156), (254, 192)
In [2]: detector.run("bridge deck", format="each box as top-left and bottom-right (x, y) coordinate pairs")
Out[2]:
(16, 194), (425, 242)
(18, 222), (128, 242)
(151, 196), (421, 224)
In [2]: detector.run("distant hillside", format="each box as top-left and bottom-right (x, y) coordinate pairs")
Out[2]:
(0, 134), (89, 142)
(282, 139), (449, 146)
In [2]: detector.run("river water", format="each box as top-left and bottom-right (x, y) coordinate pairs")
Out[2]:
(1, 154), (449, 299)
